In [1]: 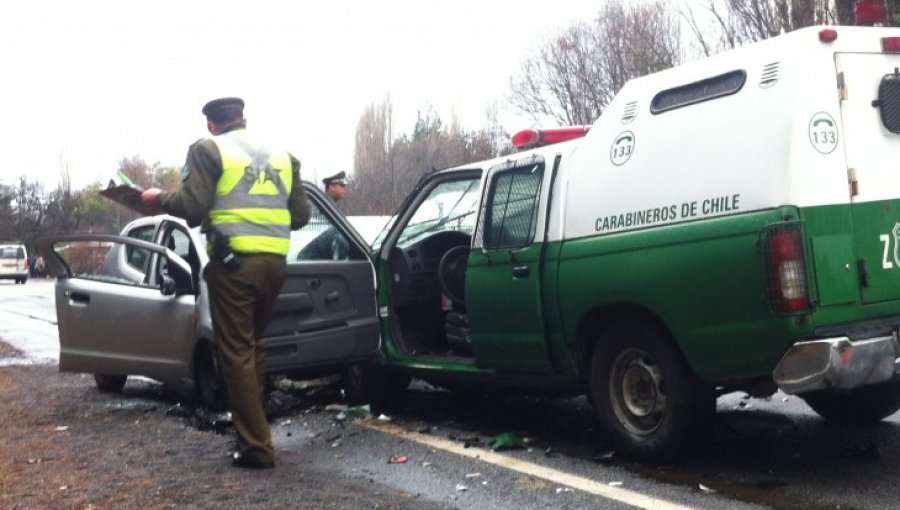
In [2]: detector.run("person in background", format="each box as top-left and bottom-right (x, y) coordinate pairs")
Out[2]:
(140, 97), (310, 470)
(322, 171), (347, 203)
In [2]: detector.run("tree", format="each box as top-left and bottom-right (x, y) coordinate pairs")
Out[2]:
(153, 165), (182, 192)
(682, 0), (900, 59)
(706, 0), (835, 48)
(10, 177), (50, 250)
(0, 183), (14, 241)
(117, 155), (154, 190)
(508, 1), (683, 126)
(73, 185), (122, 234)
(42, 166), (81, 237)
(347, 96), (396, 215)
(680, 0), (900, 58)
(348, 101), (513, 216)
(835, 0), (856, 24)
(106, 156), (179, 230)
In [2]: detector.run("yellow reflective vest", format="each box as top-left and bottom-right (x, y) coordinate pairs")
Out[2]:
(208, 130), (292, 255)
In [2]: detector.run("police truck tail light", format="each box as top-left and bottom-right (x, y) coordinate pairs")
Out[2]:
(764, 224), (812, 314)
(511, 126), (591, 149)
(882, 37), (900, 53)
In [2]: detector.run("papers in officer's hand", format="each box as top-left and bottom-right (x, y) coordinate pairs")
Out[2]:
(99, 171), (163, 216)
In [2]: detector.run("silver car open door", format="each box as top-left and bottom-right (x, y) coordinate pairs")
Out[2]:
(38, 234), (196, 380)
(262, 182), (380, 373)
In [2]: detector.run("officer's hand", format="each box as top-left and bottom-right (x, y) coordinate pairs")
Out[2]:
(141, 188), (163, 205)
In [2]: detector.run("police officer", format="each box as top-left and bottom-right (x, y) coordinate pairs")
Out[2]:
(141, 97), (310, 469)
(322, 171), (347, 203)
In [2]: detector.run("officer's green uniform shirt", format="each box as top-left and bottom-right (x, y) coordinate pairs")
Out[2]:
(160, 131), (310, 233)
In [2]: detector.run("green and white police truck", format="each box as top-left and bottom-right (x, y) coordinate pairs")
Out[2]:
(344, 26), (900, 461)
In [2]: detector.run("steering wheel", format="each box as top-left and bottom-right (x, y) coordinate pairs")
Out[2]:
(437, 245), (470, 306)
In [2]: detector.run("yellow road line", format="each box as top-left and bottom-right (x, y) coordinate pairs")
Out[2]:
(361, 421), (698, 510)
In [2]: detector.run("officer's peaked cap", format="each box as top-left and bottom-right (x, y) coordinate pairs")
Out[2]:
(202, 97), (245, 123)
(322, 171), (347, 186)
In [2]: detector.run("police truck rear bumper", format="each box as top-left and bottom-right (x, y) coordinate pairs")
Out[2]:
(773, 334), (900, 394)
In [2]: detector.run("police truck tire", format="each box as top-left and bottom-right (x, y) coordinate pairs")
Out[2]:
(94, 374), (127, 393)
(800, 380), (900, 423)
(590, 322), (714, 462)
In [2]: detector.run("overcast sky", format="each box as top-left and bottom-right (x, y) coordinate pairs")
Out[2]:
(0, 1), (611, 189)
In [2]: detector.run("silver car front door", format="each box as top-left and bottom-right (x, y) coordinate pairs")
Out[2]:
(263, 183), (380, 374)
(39, 234), (196, 382)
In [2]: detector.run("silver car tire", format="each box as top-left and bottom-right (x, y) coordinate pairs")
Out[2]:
(94, 374), (127, 393)
(195, 343), (228, 412)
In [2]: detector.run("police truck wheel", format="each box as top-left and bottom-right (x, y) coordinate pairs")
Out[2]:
(800, 380), (900, 423)
(195, 343), (228, 412)
(94, 374), (127, 393)
(590, 322), (714, 462)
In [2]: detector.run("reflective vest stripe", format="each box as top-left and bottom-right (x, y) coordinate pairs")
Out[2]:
(209, 208), (290, 225)
(215, 222), (291, 238)
(212, 194), (288, 210)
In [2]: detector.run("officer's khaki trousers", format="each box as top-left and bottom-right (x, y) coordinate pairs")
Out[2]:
(206, 253), (286, 464)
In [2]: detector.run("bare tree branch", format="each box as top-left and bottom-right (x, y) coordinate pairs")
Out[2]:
(508, 0), (682, 126)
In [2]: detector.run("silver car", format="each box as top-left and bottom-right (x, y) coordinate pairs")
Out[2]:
(39, 182), (380, 409)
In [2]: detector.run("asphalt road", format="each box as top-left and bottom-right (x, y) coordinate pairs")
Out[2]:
(2, 279), (899, 509)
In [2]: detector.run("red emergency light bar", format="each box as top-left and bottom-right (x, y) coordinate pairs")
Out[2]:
(511, 126), (591, 149)
(855, 0), (888, 26)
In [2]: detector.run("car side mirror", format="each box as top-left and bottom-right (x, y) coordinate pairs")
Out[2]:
(161, 276), (177, 296)
(160, 264), (195, 296)
(160, 248), (196, 296)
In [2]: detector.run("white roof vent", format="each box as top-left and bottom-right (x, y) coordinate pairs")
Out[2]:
(760, 62), (781, 88)
(621, 101), (638, 124)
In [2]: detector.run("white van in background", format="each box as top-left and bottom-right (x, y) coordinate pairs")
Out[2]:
(0, 244), (28, 284)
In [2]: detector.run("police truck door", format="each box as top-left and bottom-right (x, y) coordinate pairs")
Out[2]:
(837, 41), (900, 304)
(466, 157), (554, 373)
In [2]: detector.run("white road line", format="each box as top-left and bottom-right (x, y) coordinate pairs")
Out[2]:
(362, 421), (698, 510)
